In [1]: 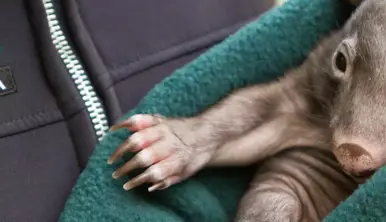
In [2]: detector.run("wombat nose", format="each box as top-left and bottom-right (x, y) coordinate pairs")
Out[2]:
(334, 143), (375, 177)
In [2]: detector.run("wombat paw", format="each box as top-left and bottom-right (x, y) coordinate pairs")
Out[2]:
(108, 114), (212, 192)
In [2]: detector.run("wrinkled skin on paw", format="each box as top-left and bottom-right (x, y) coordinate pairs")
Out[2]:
(108, 114), (216, 192)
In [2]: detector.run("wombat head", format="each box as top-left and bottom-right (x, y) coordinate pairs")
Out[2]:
(329, 0), (386, 179)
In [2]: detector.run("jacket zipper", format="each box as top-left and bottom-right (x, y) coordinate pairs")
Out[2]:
(42, 0), (109, 141)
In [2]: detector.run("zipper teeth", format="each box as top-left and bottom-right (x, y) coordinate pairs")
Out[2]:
(42, 0), (109, 141)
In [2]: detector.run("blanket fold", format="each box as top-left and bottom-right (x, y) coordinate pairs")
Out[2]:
(59, 0), (357, 221)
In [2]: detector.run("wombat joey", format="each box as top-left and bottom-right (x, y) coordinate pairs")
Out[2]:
(108, 0), (386, 221)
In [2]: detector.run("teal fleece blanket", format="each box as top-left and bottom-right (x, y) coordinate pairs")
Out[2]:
(59, 0), (375, 221)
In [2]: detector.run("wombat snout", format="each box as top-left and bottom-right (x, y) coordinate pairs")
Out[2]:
(333, 142), (376, 178)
